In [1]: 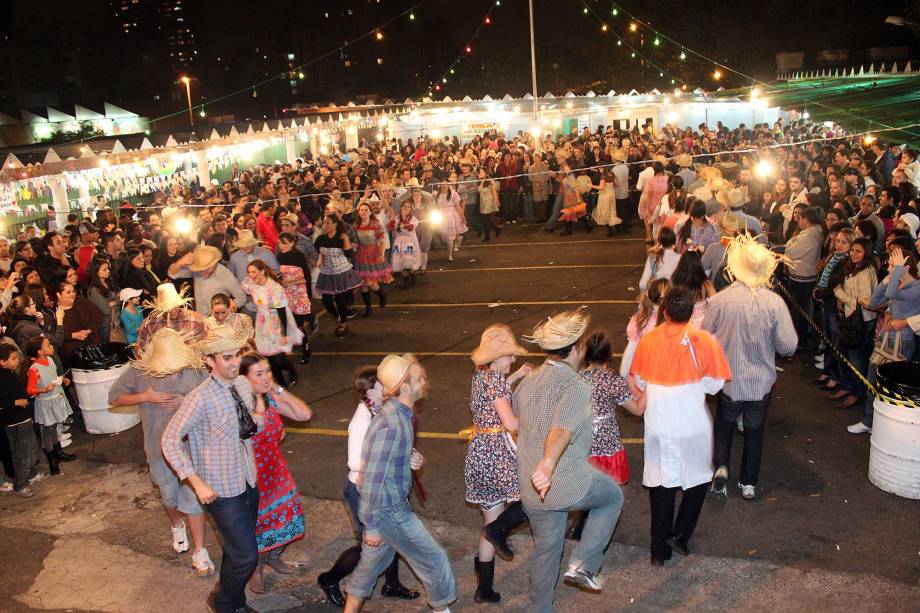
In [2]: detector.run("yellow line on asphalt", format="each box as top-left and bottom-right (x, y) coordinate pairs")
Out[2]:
(387, 299), (636, 307)
(465, 238), (645, 248)
(286, 426), (642, 444)
(426, 264), (639, 273)
(310, 351), (623, 358)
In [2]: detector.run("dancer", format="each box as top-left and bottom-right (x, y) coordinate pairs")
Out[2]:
(390, 201), (421, 288)
(314, 215), (363, 337)
(591, 168), (621, 236)
(276, 233), (313, 363)
(620, 278), (670, 377)
(404, 180), (435, 271)
(241, 259), (303, 388)
(239, 353), (313, 593)
(434, 181), (468, 261)
(465, 324), (532, 603)
(317, 366), (420, 607)
(630, 284), (731, 566)
(352, 202), (392, 317)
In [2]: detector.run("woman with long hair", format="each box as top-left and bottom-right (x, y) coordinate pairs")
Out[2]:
(640, 162), (669, 242)
(276, 233), (312, 364)
(390, 200), (422, 287)
(434, 180), (468, 261)
(314, 215), (363, 337)
(478, 169), (502, 242)
(352, 202), (392, 316)
(55, 281), (101, 370)
(678, 200), (719, 250)
(122, 247), (159, 300)
(639, 227), (680, 292)
(671, 250), (717, 327)
(591, 167), (621, 237)
(153, 235), (183, 284)
(620, 278), (670, 376)
(241, 259), (303, 388)
(87, 255), (119, 343)
(239, 352), (312, 593)
(814, 226), (855, 384)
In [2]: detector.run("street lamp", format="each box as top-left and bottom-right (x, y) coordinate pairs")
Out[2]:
(180, 76), (194, 127)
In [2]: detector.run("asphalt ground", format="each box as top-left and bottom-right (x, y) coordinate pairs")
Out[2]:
(22, 223), (920, 611)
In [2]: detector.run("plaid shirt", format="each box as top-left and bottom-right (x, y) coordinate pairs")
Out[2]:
(161, 375), (260, 498)
(135, 307), (207, 352)
(513, 360), (595, 509)
(358, 397), (414, 537)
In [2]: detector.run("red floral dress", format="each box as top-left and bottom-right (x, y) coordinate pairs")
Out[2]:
(579, 367), (633, 484)
(252, 398), (305, 552)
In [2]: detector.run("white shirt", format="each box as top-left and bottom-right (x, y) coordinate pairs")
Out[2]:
(613, 163), (630, 200)
(347, 402), (374, 484)
(639, 247), (681, 292)
(636, 166), (654, 193)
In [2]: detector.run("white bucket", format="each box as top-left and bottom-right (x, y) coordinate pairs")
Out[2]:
(71, 363), (140, 435)
(868, 397), (920, 499)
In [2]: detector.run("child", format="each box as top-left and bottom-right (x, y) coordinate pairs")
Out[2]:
(620, 278), (671, 377)
(25, 335), (75, 476)
(390, 201), (421, 288)
(120, 288), (144, 344)
(0, 343), (44, 497)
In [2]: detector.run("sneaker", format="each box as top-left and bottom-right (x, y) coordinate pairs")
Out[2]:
(191, 548), (215, 576)
(29, 472), (48, 485)
(738, 482), (756, 500)
(60, 437), (72, 448)
(563, 566), (602, 593)
(14, 486), (34, 498)
(813, 353), (824, 363)
(710, 466), (728, 500)
(172, 520), (189, 553)
(0, 481), (13, 493)
(847, 422), (872, 434)
(814, 358), (824, 369)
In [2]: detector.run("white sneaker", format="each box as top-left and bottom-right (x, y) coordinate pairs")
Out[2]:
(738, 482), (756, 500)
(562, 565), (602, 593)
(847, 422), (872, 434)
(60, 438), (72, 448)
(29, 472), (48, 485)
(60, 432), (72, 441)
(192, 548), (215, 576)
(171, 520), (189, 553)
(814, 358), (824, 369)
(0, 481), (13, 493)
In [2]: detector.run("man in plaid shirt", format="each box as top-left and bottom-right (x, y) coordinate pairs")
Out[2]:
(344, 354), (457, 613)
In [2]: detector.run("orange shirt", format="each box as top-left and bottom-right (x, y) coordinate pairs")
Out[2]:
(631, 321), (731, 387)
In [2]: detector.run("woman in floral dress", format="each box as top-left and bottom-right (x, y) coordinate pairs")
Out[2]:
(240, 353), (313, 593)
(352, 202), (392, 317)
(464, 324), (532, 603)
(241, 259), (303, 388)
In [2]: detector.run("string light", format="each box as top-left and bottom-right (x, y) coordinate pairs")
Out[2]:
(680, 50), (686, 60)
(409, 12), (415, 20)
(375, 31), (383, 40)
(601, 23), (608, 32)
(713, 68), (723, 80)
(653, 36), (660, 46)
(611, 7), (618, 15)
(484, 16), (491, 24)
(629, 22), (637, 32)
(465, 45), (472, 53)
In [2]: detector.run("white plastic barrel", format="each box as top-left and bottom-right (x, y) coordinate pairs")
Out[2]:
(868, 362), (920, 499)
(71, 363), (140, 435)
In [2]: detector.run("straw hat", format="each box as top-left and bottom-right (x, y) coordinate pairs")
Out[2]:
(698, 166), (723, 182)
(611, 148), (628, 163)
(460, 157), (476, 166)
(279, 212), (299, 226)
(405, 177), (422, 188)
(523, 307), (591, 351)
(471, 324), (528, 366)
(653, 155), (670, 165)
(725, 233), (785, 290)
(188, 245), (223, 272)
(234, 229), (261, 250)
(196, 324), (250, 357)
(143, 283), (192, 316)
(377, 353), (413, 395)
(675, 153), (693, 168)
(719, 212), (741, 235)
(716, 187), (746, 210)
(692, 186), (714, 203)
(133, 328), (203, 377)
(709, 177), (732, 193)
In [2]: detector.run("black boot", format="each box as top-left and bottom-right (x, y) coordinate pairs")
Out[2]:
(361, 292), (372, 317)
(561, 222), (574, 236)
(582, 217), (593, 233)
(381, 555), (420, 600)
(375, 287), (387, 309)
(317, 545), (361, 607)
(566, 511), (588, 541)
(45, 451), (61, 476)
(474, 556), (501, 603)
(53, 443), (76, 462)
(300, 340), (311, 365)
(482, 501), (528, 561)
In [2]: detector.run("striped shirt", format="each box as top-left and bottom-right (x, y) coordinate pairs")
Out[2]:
(702, 282), (798, 401)
(161, 375), (260, 498)
(358, 397), (414, 537)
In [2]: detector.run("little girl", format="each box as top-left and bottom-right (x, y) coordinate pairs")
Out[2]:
(620, 278), (670, 377)
(120, 288), (144, 344)
(25, 335), (75, 475)
(390, 201), (421, 288)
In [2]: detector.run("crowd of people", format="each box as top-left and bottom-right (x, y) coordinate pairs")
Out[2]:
(0, 116), (919, 611)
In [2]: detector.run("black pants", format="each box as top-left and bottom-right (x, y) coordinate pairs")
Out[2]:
(321, 292), (351, 324)
(4, 420), (38, 491)
(714, 392), (770, 486)
(616, 198), (631, 231)
(625, 191), (640, 230)
(786, 278), (815, 346)
(267, 354), (295, 387)
(480, 212), (501, 240)
(648, 483), (707, 561)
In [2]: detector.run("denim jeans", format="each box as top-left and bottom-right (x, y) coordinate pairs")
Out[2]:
(344, 500), (457, 609)
(4, 420), (37, 491)
(521, 193), (534, 221)
(522, 469), (624, 613)
(839, 318), (875, 399)
(713, 392), (771, 486)
(342, 478), (362, 536)
(544, 191), (565, 231)
(205, 485), (260, 612)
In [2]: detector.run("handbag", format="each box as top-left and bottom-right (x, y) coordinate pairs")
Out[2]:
(870, 330), (904, 368)
(838, 305), (866, 349)
(228, 385), (258, 440)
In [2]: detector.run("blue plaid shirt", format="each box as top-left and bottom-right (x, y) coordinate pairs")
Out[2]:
(358, 397), (414, 537)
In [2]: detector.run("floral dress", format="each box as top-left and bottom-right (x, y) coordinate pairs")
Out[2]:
(436, 190), (468, 241)
(580, 367), (633, 484)
(252, 397), (305, 552)
(391, 216), (421, 272)
(463, 369), (519, 508)
(241, 278), (303, 355)
(353, 222), (393, 283)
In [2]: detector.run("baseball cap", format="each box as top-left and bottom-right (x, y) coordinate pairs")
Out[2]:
(119, 287), (143, 303)
(79, 221), (99, 235)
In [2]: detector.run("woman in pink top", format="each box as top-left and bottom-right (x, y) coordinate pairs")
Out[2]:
(620, 278), (671, 377)
(640, 162), (670, 241)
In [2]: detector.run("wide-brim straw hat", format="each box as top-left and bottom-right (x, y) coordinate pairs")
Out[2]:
(234, 229), (261, 250)
(716, 187), (746, 209)
(719, 212), (741, 235)
(143, 283), (193, 316)
(378, 353), (413, 395)
(725, 234), (785, 289)
(471, 324), (528, 366)
(405, 177), (422, 188)
(698, 166), (723, 182)
(523, 307), (591, 351)
(133, 328), (203, 377)
(460, 157), (476, 166)
(195, 324), (250, 357)
(611, 148), (628, 162)
(675, 153), (693, 167)
(188, 246), (223, 272)
(653, 155), (670, 165)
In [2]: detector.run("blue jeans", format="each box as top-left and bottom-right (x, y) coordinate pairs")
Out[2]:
(521, 193), (534, 221)
(344, 500), (457, 609)
(343, 478), (362, 536)
(839, 318), (875, 399)
(205, 485), (260, 612)
(544, 191), (565, 231)
(522, 469), (624, 613)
